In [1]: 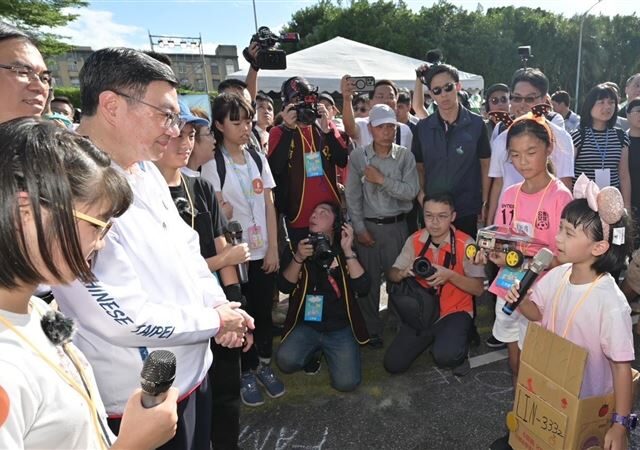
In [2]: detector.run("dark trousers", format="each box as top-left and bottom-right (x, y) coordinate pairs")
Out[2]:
(210, 342), (241, 450)
(241, 259), (276, 372)
(384, 312), (473, 374)
(453, 214), (478, 239)
(108, 375), (212, 450)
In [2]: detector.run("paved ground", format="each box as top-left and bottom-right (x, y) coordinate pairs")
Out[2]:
(239, 294), (640, 449)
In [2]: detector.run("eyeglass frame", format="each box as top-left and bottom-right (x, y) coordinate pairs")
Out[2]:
(430, 82), (456, 97)
(489, 95), (509, 105)
(423, 212), (453, 223)
(111, 90), (185, 131)
(509, 94), (543, 104)
(0, 63), (54, 87)
(73, 210), (113, 241)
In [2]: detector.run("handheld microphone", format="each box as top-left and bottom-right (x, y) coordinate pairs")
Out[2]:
(502, 248), (554, 316)
(226, 221), (249, 284)
(140, 350), (176, 408)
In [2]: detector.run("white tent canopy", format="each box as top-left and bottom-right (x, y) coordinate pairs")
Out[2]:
(228, 36), (484, 94)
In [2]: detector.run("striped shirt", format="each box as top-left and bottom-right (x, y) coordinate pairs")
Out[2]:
(571, 127), (630, 188)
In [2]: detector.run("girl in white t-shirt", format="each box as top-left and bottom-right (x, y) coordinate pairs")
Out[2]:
(505, 175), (635, 450)
(0, 118), (177, 449)
(203, 93), (284, 406)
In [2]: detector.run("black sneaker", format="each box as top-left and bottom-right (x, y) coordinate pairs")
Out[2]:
(489, 433), (512, 450)
(303, 357), (321, 375)
(452, 359), (471, 377)
(486, 335), (507, 349)
(367, 335), (384, 349)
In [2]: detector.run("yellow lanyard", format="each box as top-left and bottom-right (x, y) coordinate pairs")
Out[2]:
(180, 173), (195, 229)
(512, 177), (554, 231)
(298, 127), (316, 153)
(549, 269), (605, 338)
(0, 305), (109, 450)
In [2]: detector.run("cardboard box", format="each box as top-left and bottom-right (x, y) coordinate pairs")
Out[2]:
(507, 323), (638, 450)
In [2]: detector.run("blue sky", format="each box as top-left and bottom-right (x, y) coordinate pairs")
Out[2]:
(55, 0), (639, 69)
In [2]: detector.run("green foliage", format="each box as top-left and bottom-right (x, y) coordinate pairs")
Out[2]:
(0, 0), (88, 56)
(53, 86), (81, 108)
(281, 0), (640, 106)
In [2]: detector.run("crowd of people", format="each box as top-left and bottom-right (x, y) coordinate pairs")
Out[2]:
(1, 17), (640, 450)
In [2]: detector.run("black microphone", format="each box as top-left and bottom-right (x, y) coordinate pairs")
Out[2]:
(226, 220), (249, 284)
(140, 350), (176, 408)
(502, 248), (554, 316)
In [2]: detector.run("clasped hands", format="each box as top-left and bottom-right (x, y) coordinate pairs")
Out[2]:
(214, 302), (255, 352)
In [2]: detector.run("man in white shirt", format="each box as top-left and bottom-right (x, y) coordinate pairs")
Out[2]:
(51, 47), (252, 450)
(486, 68), (575, 225)
(341, 76), (413, 150)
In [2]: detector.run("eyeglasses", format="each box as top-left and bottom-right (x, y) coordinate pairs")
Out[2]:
(430, 82), (456, 97)
(490, 96), (509, 105)
(112, 90), (185, 131)
(424, 213), (452, 223)
(73, 210), (113, 241)
(0, 63), (54, 87)
(510, 94), (542, 104)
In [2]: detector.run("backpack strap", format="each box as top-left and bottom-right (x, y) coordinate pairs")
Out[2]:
(215, 145), (264, 189)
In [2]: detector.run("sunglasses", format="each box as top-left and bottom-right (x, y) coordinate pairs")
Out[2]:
(510, 94), (542, 104)
(430, 82), (455, 96)
(490, 96), (509, 105)
(73, 210), (113, 241)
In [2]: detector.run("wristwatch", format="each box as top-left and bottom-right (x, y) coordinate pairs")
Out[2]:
(344, 254), (358, 260)
(611, 413), (638, 430)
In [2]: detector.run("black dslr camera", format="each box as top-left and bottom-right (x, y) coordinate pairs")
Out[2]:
(416, 49), (444, 86)
(308, 232), (334, 268)
(294, 93), (320, 126)
(413, 256), (436, 279)
(245, 26), (300, 70)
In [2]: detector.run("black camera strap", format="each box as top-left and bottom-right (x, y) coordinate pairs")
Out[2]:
(416, 227), (456, 270)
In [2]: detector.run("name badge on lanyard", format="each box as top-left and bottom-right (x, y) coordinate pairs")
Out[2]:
(590, 128), (610, 188)
(304, 152), (323, 178)
(304, 294), (324, 322)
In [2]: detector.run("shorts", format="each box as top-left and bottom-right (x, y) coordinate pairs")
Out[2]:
(492, 297), (522, 343)
(624, 249), (640, 295)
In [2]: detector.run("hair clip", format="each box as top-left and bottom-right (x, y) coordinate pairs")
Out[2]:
(573, 174), (626, 244)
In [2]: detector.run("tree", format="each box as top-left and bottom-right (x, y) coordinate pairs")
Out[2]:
(281, 0), (640, 110)
(0, 0), (88, 55)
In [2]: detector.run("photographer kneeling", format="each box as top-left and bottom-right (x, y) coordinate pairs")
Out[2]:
(275, 202), (370, 392)
(384, 193), (485, 376)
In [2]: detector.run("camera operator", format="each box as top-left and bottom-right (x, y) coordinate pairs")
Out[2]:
(275, 203), (370, 392)
(384, 193), (485, 376)
(268, 76), (349, 245)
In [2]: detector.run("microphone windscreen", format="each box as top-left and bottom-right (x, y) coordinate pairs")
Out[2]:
(140, 350), (176, 396)
(226, 220), (243, 234)
(530, 248), (554, 274)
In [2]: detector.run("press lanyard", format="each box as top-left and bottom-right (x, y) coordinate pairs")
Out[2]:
(0, 304), (110, 450)
(549, 268), (605, 338)
(179, 173), (195, 229)
(588, 128), (609, 169)
(299, 127), (316, 153)
(222, 145), (258, 225)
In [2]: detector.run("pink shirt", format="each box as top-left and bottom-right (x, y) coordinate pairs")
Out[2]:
(530, 264), (634, 398)
(494, 178), (573, 254)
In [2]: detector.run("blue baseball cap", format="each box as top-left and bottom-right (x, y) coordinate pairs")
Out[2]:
(178, 98), (209, 127)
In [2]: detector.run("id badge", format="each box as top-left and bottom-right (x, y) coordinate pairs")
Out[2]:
(304, 152), (324, 178)
(513, 220), (534, 237)
(489, 266), (527, 298)
(304, 295), (324, 322)
(595, 168), (611, 188)
(247, 224), (264, 250)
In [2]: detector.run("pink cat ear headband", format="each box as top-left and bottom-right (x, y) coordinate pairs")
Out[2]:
(573, 174), (626, 244)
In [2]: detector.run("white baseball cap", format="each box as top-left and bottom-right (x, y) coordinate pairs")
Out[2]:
(368, 104), (397, 127)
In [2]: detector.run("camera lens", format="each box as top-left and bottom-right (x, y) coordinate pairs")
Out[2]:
(413, 257), (436, 278)
(355, 79), (365, 90)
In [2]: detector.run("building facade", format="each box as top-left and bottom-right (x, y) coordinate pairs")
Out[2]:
(47, 45), (239, 92)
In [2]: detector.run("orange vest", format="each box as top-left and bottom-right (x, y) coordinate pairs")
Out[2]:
(411, 228), (474, 318)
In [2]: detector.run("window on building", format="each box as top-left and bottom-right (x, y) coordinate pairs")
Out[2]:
(210, 62), (219, 75)
(225, 59), (235, 75)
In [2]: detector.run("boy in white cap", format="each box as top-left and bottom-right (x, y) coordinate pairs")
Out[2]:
(345, 104), (420, 348)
